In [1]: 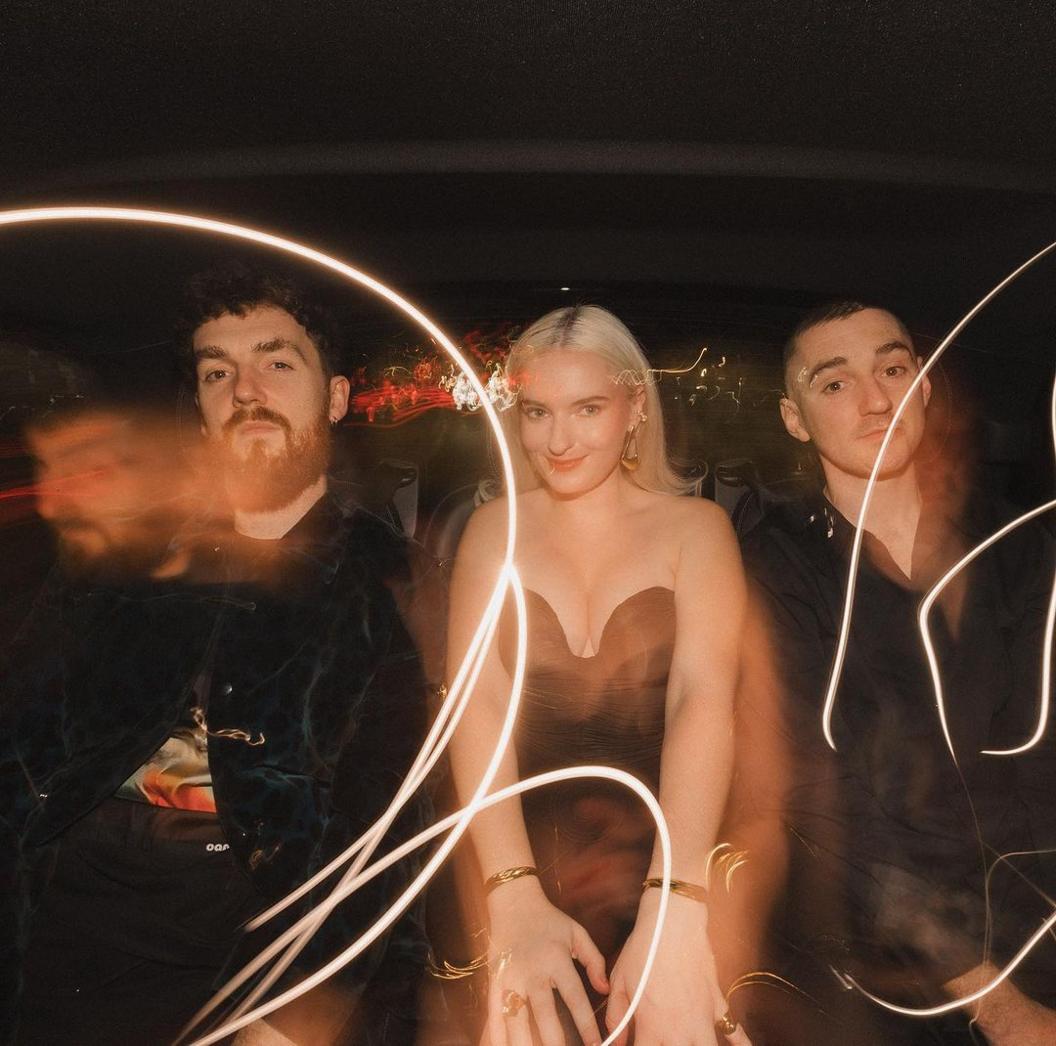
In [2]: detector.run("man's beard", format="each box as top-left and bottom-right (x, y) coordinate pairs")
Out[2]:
(218, 405), (332, 513)
(52, 517), (174, 583)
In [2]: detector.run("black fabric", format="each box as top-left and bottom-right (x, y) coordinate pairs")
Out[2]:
(739, 488), (1056, 1043)
(16, 798), (258, 1045)
(1, 494), (440, 1044)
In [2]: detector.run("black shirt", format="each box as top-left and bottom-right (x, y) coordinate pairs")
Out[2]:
(740, 486), (1056, 1025)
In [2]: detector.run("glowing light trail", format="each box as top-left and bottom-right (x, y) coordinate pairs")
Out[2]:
(981, 374), (1056, 756)
(921, 490), (1056, 762)
(0, 207), (675, 1045)
(838, 906), (1056, 1018)
(185, 765), (673, 1045)
(917, 369), (1056, 761)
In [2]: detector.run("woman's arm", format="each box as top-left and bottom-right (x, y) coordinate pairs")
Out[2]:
(652, 500), (745, 882)
(447, 501), (607, 1046)
(607, 500), (750, 1046)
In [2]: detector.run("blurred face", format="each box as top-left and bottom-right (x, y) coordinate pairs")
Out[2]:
(28, 411), (187, 578)
(193, 306), (349, 511)
(780, 309), (931, 485)
(515, 349), (643, 497)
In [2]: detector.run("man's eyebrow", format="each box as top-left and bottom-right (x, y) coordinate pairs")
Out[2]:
(876, 340), (913, 358)
(192, 339), (309, 363)
(806, 355), (847, 387)
(254, 337), (307, 362)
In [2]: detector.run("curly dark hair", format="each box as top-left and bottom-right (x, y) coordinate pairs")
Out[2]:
(174, 261), (341, 385)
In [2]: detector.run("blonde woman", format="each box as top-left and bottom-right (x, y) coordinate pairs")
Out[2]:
(448, 306), (749, 1046)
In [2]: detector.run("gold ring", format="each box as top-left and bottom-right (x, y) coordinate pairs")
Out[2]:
(501, 989), (527, 1018)
(715, 1011), (739, 1037)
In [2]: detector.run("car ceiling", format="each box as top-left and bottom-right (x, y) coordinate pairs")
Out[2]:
(1, 0), (1054, 355)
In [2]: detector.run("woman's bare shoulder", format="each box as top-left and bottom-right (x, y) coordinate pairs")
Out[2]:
(642, 491), (733, 537)
(661, 497), (741, 570)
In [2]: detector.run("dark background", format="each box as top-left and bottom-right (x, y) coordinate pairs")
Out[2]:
(1, 0), (1054, 528)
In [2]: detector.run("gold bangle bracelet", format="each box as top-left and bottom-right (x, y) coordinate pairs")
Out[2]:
(642, 876), (709, 903)
(484, 865), (539, 894)
(426, 949), (489, 981)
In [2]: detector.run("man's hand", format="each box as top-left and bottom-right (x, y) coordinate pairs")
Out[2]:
(946, 962), (1056, 1046)
(977, 989), (1056, 1045)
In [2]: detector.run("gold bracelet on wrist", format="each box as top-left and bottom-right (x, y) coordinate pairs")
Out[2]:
(484, 865), (539, 895)
(642, 876), (709, 903)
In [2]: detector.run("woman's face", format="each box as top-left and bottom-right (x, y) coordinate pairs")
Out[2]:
(515, 349), (641, 497)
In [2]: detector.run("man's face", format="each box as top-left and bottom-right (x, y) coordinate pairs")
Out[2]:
(193, 306), (349, 511)
(28, 411), (188, 578)
(780, 309), (931, 486)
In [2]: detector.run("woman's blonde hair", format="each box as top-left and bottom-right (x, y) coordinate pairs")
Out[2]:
(499, 305), (689, 495)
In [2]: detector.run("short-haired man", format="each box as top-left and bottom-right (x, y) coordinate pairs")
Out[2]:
(740, 303), (1056, 1044)
(3, 264), (437, 1045)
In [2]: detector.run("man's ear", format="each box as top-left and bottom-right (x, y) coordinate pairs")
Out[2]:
(918, 357), (932, 407)
(328, 375), (351, 423)
(779, 395), (812, 444)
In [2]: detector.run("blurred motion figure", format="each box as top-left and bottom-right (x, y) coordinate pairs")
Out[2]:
(25, 405), (197, 580)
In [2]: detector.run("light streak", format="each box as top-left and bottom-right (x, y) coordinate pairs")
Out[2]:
(918, 370), (1056, 760)
(819, 239), (1056, 750)
(921, 489), (1056, 761)
(185, 765), (673, 1045)
(981, 374), (1056, 755)
(612, 345), (709, 388)
(837, 906), (1056, 1018)
(0, 207), (674, 1044)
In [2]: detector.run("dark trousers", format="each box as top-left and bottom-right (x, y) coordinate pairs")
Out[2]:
(17, 798), (260, 1046)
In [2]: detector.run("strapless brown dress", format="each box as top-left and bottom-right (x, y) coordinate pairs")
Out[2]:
(498, 586), (676, 963)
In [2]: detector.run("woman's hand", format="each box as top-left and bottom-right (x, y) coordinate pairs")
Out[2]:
(484, 879), (609, 1046)
(605, 893), (751, 1046)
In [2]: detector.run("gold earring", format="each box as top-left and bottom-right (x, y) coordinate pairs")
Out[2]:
(621, 424), (641, 471)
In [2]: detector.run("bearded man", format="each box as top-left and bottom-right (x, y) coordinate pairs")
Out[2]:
(3, 264), (437, 1045)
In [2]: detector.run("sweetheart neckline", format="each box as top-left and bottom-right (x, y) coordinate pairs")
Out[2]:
(525, 585), (675, 661)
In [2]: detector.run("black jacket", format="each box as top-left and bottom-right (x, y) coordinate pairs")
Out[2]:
(1, 494), (440, 1040)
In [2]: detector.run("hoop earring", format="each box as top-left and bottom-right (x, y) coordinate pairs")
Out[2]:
(621, 424), (641, 471)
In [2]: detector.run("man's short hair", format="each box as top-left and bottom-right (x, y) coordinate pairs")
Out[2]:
(782, 300), (913, 390)
(175, 261), (341, 385)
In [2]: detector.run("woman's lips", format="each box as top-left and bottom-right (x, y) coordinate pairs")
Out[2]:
(548, 455), (586, 472)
